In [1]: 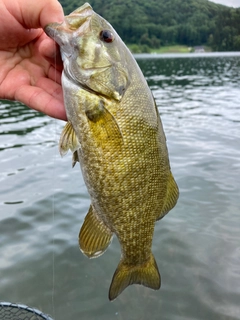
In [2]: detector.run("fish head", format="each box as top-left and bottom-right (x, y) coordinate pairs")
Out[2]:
(45, 3), (130, 101)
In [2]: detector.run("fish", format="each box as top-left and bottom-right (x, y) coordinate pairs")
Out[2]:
(45, 3), (179, 301)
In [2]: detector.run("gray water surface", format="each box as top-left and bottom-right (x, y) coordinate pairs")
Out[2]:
(0, 53), (240, 320)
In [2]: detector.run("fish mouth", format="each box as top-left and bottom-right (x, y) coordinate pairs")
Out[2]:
(44, 3), (93, 49)
(44, 23), (65, 47)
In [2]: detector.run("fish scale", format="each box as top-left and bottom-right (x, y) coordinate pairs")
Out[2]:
(45, 2), (179, 301)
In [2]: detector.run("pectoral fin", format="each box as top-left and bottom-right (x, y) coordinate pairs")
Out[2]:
(79, 205), (113, 258)
(59, 121), (81, 157)
(85, 100), (123, 147)
(157, 172), (179, 220)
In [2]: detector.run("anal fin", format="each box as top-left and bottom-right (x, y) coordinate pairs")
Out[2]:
(79, 205), (113, 258)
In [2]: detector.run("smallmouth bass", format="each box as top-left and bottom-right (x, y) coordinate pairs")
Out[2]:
(45, 3), (179, 301)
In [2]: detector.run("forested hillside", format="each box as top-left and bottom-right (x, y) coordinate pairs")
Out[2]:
(58, 0), (240, 51)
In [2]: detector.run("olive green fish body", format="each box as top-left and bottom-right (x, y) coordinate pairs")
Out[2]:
(45, 3), (179, 301)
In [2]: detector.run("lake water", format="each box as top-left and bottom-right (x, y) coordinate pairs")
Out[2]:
(0, 53), (240, 320)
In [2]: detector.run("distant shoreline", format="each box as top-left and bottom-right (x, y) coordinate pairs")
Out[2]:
(128, 44), (240, 55)
(134, 51), (240, 59)
(127, 44), (211, 54)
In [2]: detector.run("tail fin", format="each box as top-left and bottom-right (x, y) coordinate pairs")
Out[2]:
(109, 253), (161, 301)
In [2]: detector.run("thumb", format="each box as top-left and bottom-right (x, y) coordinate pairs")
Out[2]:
(8, 0), (64, 29)
(39, 0), (64, 28)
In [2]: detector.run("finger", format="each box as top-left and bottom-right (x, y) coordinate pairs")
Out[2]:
(36, 77), (63, 100)
(38, 37), (63, 72)
(47, 66), (62, 84)
(15, 84), (67, 121)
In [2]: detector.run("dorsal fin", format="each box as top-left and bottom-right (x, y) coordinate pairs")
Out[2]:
(157, 172), (179, 220)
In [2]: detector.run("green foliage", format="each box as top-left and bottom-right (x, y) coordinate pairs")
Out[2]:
(127, 44), (151, 53)
(210, 7), (240, 51)
(58, 0), (240, 51)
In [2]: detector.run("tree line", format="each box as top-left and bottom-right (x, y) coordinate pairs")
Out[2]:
(59, 0), (240, 52)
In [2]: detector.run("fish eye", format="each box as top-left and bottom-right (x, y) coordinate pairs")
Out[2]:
(100, 30), (114, 43)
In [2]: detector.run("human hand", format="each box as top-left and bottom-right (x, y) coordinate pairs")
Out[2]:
(0, 0), (66, 120)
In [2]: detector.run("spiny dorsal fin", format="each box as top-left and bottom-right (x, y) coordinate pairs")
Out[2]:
(157, 172), (179, 220)
(109, 253), (160, 301)
(79, 205), (113, 258)
(59, 121), (81, 157)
